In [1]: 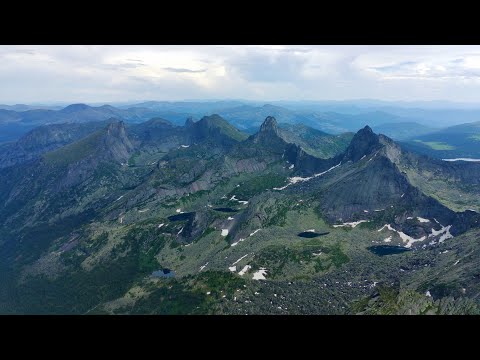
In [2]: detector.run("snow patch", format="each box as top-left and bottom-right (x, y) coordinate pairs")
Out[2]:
(221, 229), (229, 236)
(417, 217), (430, 223)
(383, 236), (392, 243)
(333, 220), (369, 228)
(199, 262), (209, 271)
(177, 227), (184, 235)
(252, 268), (268, 280)
(158, 223), (164, 229)
(289, 164), (295, 169)
(232, 254), (249, 266)
(138, 209), (149, 213)
(273, 162), (341, 191)
(312, 252), (322, 256)
(229, 266), (236, 272)
(115, 195), (124, 201)
(238, 265), (251, 276)
(176, 209), (182, 213)
(426, 291), (432, 297)
(180, 145), (190, 148)
(227, 217), (234, 220)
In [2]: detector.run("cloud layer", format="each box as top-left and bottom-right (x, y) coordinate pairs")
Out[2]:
(2, 45), (480, 104)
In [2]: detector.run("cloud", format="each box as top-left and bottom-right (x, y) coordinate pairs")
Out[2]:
(163, 67), (206, 73)
(2, 45), (480, 103)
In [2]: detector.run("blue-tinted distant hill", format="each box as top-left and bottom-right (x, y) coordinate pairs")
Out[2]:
(402, 121), (480, 159)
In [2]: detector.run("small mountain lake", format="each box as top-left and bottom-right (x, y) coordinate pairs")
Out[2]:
(368, 245), (411, 256)
(168, 212), (195, 221)
(213, 207), (238, 213)
(151, 269), (176, 278)
(297, 231), (329, 238)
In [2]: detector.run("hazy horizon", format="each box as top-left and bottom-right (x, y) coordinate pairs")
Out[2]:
(3, 45), (480, 104)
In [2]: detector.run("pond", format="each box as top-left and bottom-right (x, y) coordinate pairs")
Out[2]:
(297, 231), (329, 238)
(368, 245), (411, 256)
(213, 207), (238, 213)
(151, 268), (176, 278)
(168, 212), (195, 222)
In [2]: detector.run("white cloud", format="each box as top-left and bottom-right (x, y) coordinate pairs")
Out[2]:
(2, 45), (480, 103)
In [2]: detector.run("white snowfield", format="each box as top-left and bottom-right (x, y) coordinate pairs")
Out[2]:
(238, 265), (251, 276)
(232, 254), (249, 266)
(273, 162), (341, 191)
(378, 221), (453, 247)
(229, 194), (249, 205)
(221, 229), (229, 236)
(252, 268), (268, 280)
(333, 220), (369, 228)
(231, 229), (261, 247)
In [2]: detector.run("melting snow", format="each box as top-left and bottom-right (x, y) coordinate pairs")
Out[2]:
(238, 265), (251, 276)
(227, 217), (234, 220)
(453, 259), (460, 266)
(426, 291), (432, 297)
(312, 252), (322, 256)
(232, 254), (249, 266)
(181, 145), (190, 148)
(252, 268), (267, 280)
(229, 266), (236, 272)
(115, 195), (124, 201)
(206, 291), (211, 295)
(289, 164), (295, 169)
(417, 217), (430, 223)
(374, 209), (385, 212)
(158, 223), (164, 229)
(363, 210), (369, 213)
(231, 229), (261, 247)
(383, 236), (392, 243)
(333, 220), (369, 228)
(238, 200), (249, 205)
(305, 229), (315, 232)
(401, 193), (405, 198)
(407, 217), (414, 220)
(273, 162), (341, 191)
(176, 209), (182, 213)
(199, 262), (209, 271)
(138, 209), (149, 213)
(360, 155), (366, 160)
(221, 229), (229, 236)
(177, 227), (184, 235)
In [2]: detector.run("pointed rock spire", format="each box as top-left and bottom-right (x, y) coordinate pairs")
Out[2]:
(343, 125), (381, 162)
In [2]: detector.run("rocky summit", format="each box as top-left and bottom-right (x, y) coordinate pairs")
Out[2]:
(1, 113), (480, 315)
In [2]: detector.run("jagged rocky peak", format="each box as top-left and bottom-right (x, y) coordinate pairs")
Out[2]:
(260, 116), (279, 134)
(343, 125), (382, 162)
(185, 116), (195, 127)
(104, 120), (134, 161)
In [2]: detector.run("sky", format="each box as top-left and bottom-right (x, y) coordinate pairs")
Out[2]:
(2, 45), (480, 104)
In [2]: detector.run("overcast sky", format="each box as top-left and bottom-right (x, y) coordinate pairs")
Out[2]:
(2, 45), (480, 104)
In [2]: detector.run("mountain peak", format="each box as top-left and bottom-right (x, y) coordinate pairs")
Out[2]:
(342, 125), (381, 162)
(60, 103), (90, 113)
(185, 117), (195, 127)
(259, 116), (279, 134)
